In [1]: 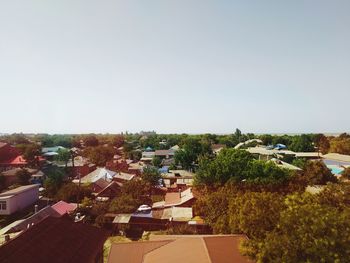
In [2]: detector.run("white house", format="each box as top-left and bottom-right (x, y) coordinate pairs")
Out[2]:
(0, 185), (39, 215)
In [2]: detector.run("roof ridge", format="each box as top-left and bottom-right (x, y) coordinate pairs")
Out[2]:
(141, 240), (175, 263)
(201, 237), (212, 263)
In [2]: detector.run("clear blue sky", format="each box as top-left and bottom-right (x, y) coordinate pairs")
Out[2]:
(0, 1), (349, 134)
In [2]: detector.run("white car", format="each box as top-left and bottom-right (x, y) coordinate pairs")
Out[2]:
(137, 205), (151, 212)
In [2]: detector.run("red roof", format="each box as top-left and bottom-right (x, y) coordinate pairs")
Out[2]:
(0, 155), (46, 165)
(51, 201), (78, 216)
(0, 217), (109, 263)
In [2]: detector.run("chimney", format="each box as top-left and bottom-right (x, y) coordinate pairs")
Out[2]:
(34, 205), (38, 214)
(178, 189), (181, 198)
(4, 235), (10, 242)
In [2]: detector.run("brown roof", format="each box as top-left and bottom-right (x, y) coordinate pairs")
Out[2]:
(0, 217), (109, 263)
(0, 142), (7, 148)
(164, 192), (181, 205)
(204, 236), (252, 263)
(107, 235), (252, 263)
(107, 240), (172, 263)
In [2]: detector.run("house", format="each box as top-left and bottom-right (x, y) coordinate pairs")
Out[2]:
(0, 217), (109, 263)
(152, 188), (195, 209)
(0, 185), (39, 215)
(155, 149), (175, 159)
(141, 151), (155, 162)
(161, 170), (195, 190)
(107, 235), (252, 263)
(42, 146), (66, 155)
(0, 205), (61, 236)
(0, 142), (21, 167)
(73, 167), (116, 184)
(1, 168), (38, 188)
(113, 171), (135, 183)
(92, 180), (122, 199)
(51, 201), (78, 216)
(211, 144), (226, 154)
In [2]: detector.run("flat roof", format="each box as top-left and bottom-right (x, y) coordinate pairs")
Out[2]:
(0, 184), (39, 197)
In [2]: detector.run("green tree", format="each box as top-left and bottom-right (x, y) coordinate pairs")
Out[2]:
(55, 148), (71, 168)
(195, 149), (254, 186)
(44, 169), (65, 197)
(255, 194), (350, 263)
(23, 144), (41, 167)
(84, 145), (115, 166)
(228, 192), (285, 240)
(142, 166), (161, 187)
(289, 134), (314, 152)
(56, 182), (92, 202)
(152, 156), (162, 168)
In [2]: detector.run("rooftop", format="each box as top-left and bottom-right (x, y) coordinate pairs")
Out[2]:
(107, 235), (251, 263)
(0, 184), (39, 197)
(0, 217), (109, 263)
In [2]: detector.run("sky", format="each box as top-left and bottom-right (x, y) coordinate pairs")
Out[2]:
(0, 1), (349, 134)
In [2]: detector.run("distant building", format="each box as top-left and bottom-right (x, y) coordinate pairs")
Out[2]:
(0, 185), (39, 215)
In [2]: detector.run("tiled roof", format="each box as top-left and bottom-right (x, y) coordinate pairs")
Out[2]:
(0, 217), (109, 263)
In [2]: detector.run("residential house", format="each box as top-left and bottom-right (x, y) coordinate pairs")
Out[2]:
(51, 200), (78, 216)
(141, 151), (155, 162)
(0, 216), (109, 263)
(152, 188), (195, 209)
(0, 185), (39, 215)
(107, 235), (252, 263)
(161, 170), (195, 191)
(1, 168), (38, 188)
(73, 167), (116, 184)
(211, 144), (226, 154)
(0, 142), (21, 167)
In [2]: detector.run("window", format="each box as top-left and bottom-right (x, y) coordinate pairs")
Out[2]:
(0, 201), (7, 210)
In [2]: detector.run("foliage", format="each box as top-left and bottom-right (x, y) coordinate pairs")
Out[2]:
(302, 160), (337, 185)
(195, 149), (290, 186)
(22, 144), (41, 167)
(55, 148), (71, 167)
(291, 158), (307, 169)
(254, 193), (350, 263)
(228, 192), (285, 240)
(314, 134), (330, 154)
(342, 167), (350, 180)
(289, 134), (314, 152)
(175, 137), (212, 170)
(16, 169), (31, 185)
(56, 182), (92, 203)
(329, 135), (350, 155)
(83, 135), (99, 147)
(152, 156), (162, 168)
(109, 194), (143, 213)
(40, 134), (73, 148)
(43, 169), (65, 197)
(84, 145), (115, 166)
(141, 166), (162, 187)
